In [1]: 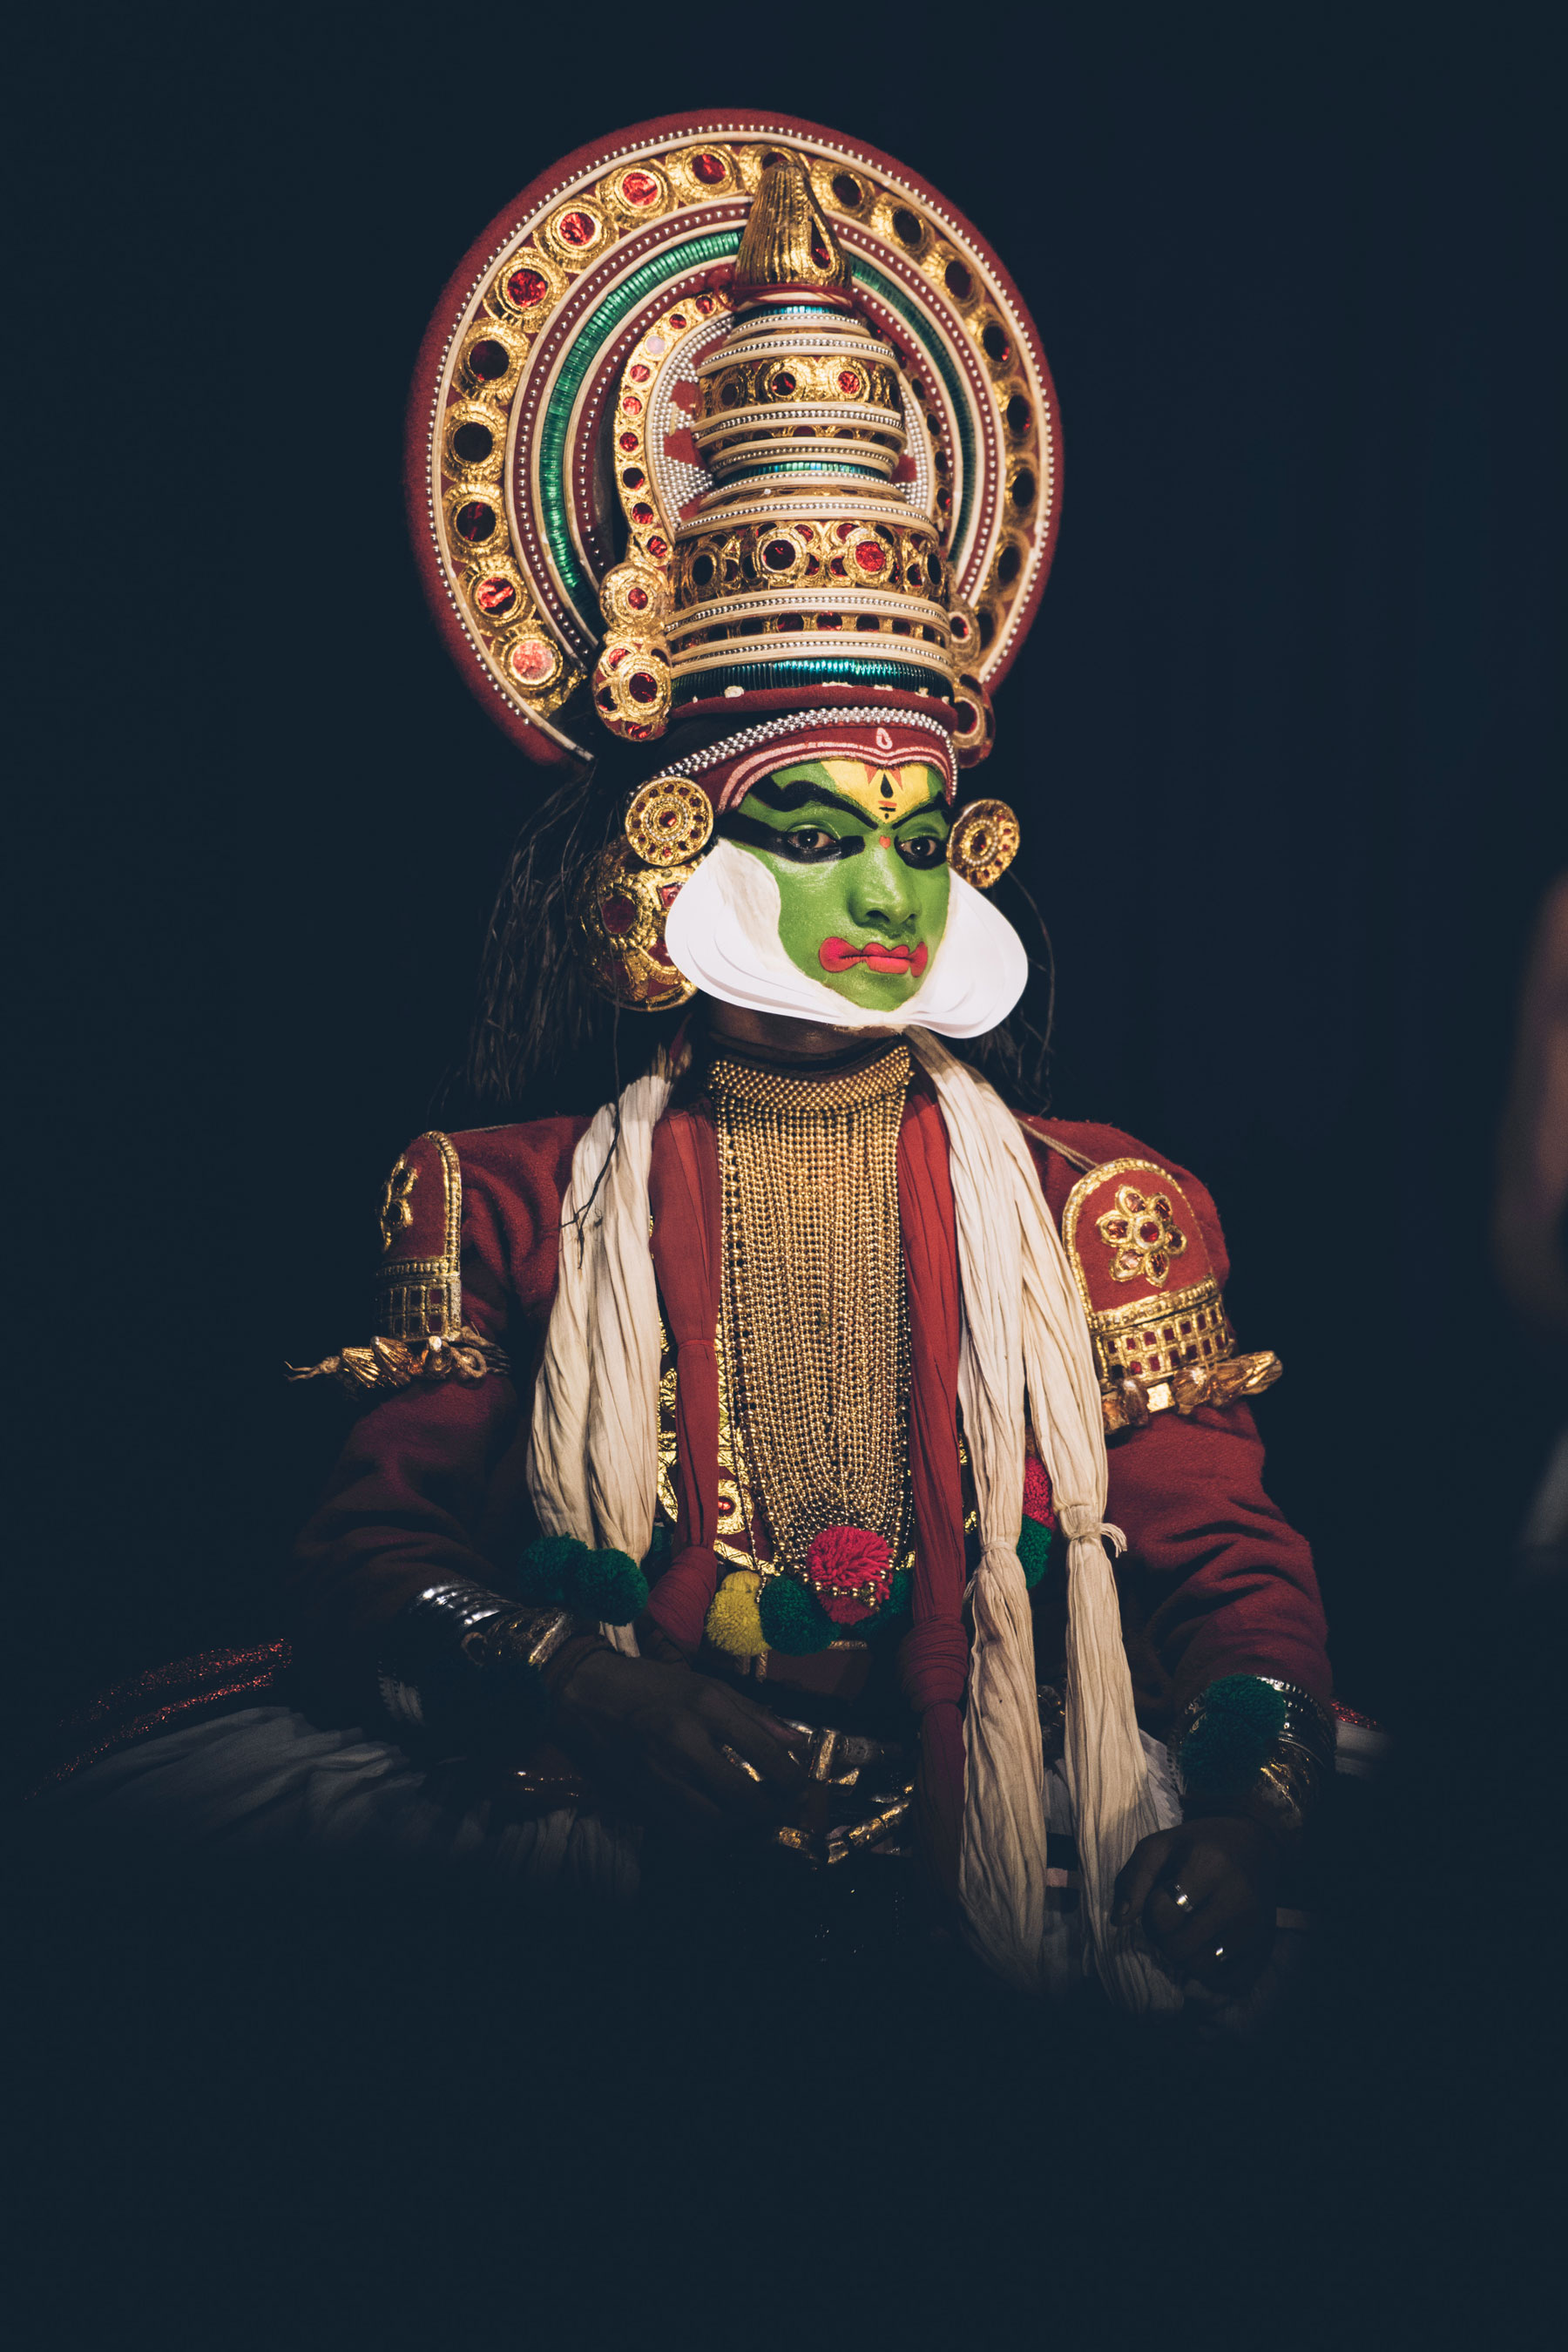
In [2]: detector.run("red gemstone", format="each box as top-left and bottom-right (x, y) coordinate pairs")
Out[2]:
(770, 371), (796, 396)
(621, 468), (645, 489)
(454, 500), (495, 542)
(629, 363), (652, 383)
(696, 294), (715, 313)
(668, 312), (687, 329)
(473, 578), (517, 617)
(838, 369), (860, 394)
(505, 266), (551, 309)
(557, 209), (598, 247)
(855, 542), (888, 572)
(618, 431), (639, 451)
(509, 638), (557, 685)
(622, 395), (643, 416)
(627, 585), (648, 611)
(600, 892), (635, 936)
(631, 502), (655, 524)
(466, 340), (510, 382)
(762, 538), (796, 571)
(646, 535), (668, 558)
(628, 672), (659, 704)
(621, 171), (659, 207)
(693, 151), (727, 184)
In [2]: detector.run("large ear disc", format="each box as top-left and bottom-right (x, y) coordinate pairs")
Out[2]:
(946, 799), (1020, 889)
(573, 840), (699, 1010)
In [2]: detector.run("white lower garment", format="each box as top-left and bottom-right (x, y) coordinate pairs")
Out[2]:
(39, 1704), (641, 1912)
(42, 1704), (1312, 2027)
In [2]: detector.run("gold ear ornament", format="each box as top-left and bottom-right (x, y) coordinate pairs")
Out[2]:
(946, 799), (1020, 889)
(573, 838), (700, 1010)
(623, 776), (714, 868)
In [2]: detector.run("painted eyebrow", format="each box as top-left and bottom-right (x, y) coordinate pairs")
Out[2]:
(747, 777), (877, 824)
(747, 777), (950, 828)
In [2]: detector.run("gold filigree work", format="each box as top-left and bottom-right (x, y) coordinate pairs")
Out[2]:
(711, 1049), (914, 1598)
(623, 776), (713, 868)
(1095, 1184), (1188, 1287)
(378, 1160), (418, 1253)
(945, 798), (1019, 889)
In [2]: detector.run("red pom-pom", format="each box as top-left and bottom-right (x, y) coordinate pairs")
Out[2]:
(1023, 1453), (1056, 1528)
(807, 1525), (892, 1625)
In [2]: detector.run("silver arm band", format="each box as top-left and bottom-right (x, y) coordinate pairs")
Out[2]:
(375, 1578), (510, 1736)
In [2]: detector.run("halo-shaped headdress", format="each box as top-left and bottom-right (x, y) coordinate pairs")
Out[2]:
(408, 112), (1061, 782)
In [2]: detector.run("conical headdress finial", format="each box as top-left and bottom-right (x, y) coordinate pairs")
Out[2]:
(733, 156), (853, 297)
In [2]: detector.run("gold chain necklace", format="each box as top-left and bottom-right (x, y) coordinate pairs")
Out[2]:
(710, 1044), (912, 1594)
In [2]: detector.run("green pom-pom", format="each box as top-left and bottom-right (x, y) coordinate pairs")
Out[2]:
(564, 1545), (649, 1626)
(759, 1576), (835, 1656)
(1179, 1674), (1288, 1792)
(517, 1534), (592, 1603)
(1017, 1517), (1055, 1590)
(883, 1567), (911, 1617)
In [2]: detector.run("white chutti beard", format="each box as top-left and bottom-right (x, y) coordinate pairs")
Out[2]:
(662, 838), (1029, 1039)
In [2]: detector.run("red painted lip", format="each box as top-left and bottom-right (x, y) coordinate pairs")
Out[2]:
(819, 936), (929, 977)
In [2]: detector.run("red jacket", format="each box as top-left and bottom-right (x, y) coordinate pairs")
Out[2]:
(290, 1098), (1328, 1731)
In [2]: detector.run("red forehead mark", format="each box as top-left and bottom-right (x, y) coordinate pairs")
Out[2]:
(879, 835), (891, 848)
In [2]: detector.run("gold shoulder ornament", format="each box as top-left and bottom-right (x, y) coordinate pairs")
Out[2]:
(287, 1132), (510, 1398)
(1055, 1152), (1281, 1435)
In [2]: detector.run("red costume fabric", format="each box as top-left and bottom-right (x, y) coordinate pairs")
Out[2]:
(289, 1099), (1329, 1734)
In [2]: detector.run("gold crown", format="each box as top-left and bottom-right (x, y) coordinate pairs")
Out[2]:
(591, 159), (982, 740)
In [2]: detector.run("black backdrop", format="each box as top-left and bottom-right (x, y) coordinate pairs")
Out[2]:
(25, 9), (1559, 1724)
(13, 8), (1565, 2327)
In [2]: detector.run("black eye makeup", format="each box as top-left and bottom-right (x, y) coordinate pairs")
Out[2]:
(895, 833), (948, 869)
(721, 810), (864, 861)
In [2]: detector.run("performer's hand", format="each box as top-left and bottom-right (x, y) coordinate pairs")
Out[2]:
(553, 1649), (808, 1841)
(1111, 1815), (1281, 1992)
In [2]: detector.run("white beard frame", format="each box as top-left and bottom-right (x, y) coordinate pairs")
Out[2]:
(662, 839), (1030, 1040)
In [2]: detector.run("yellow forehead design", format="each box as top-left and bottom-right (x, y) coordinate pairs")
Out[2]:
(817, 760), (945, 823)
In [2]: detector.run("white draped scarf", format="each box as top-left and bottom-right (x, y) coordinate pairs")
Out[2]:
(526, 1033), (1181, 2009)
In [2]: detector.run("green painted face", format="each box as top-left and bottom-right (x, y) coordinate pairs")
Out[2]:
(724, 759), (951, 1012)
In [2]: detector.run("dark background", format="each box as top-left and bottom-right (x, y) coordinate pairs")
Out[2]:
(12, 4), (1565, 2334)
(25, 6), (1560, 1722)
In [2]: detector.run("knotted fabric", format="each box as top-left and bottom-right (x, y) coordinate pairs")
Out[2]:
(525, 1049), (682, 1656)
(909, 1031), (1181, 2011)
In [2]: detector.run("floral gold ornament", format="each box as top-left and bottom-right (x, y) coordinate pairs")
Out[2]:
(623, 776), (713, 868)
(946, 799), (1020, 889)
(573, 838), (700, 1010)
(1096, 1184), (1189, 1288)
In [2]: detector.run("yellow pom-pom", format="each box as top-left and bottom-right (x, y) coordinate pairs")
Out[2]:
(704, 1571), (767, 1659)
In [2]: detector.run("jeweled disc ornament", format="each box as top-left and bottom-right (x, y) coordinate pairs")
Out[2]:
(408, 112), (1062, 774)
(946, 798), (1021, 889)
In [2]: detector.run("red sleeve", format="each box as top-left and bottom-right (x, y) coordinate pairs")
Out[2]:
(1022, 1118), (1331, 1725)
(286, 1119), (585, 1706)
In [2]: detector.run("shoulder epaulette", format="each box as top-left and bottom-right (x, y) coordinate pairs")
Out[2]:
(1058, 1154), (1281, 1435)
(287, 1132), (510, 1398)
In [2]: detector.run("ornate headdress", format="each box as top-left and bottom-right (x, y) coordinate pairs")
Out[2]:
(409, 114), (1061, 1009)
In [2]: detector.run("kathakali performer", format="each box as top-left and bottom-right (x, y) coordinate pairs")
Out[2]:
(65, 118), (1345, 2014)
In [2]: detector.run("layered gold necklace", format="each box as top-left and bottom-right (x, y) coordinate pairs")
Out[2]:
(709, 1044), (913, 1595)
